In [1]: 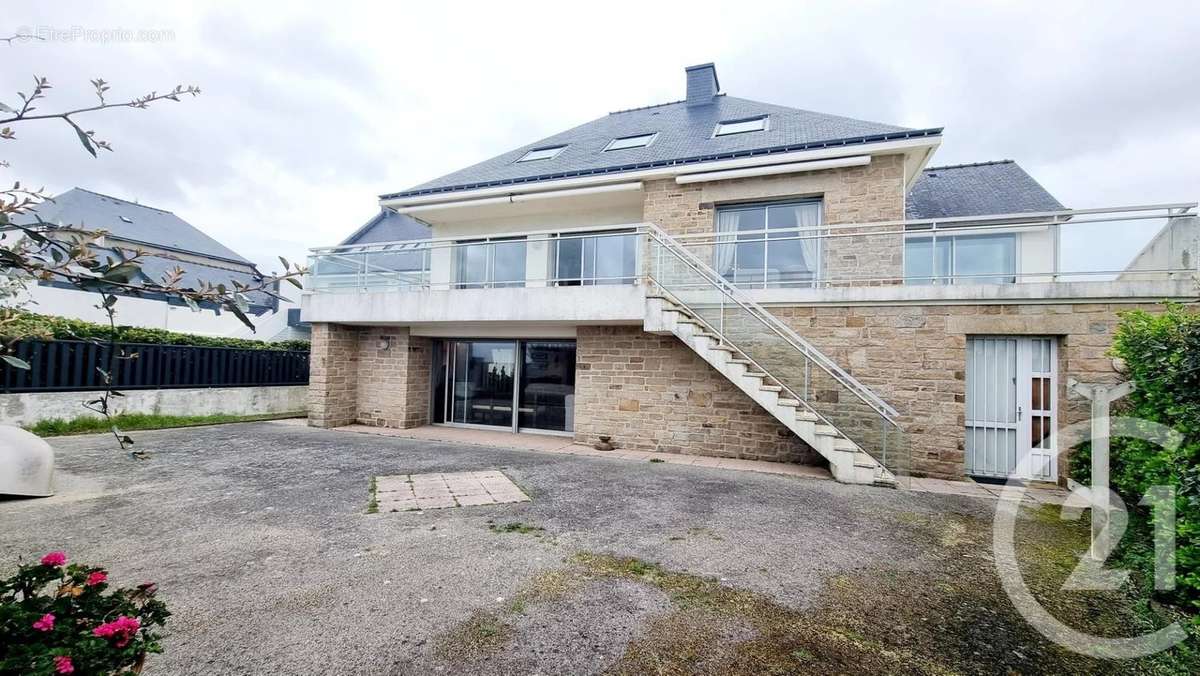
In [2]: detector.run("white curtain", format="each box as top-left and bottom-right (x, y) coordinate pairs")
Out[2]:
(714, 209), (740, 277)
(792, 202), (822, 277)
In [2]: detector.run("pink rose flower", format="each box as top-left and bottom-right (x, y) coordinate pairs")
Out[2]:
(32, 613), (55, 631)
(53, 656), (74, 674)
(85, 570), (108, 586)
(93, 615), (141, 648)
(40, 551), (67, 567)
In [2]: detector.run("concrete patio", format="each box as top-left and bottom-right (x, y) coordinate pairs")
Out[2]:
(1, 421), (1118, 674)
(337, 423), (1070, 504)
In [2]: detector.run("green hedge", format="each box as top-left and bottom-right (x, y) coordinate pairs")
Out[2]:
(1071, 303), (1200, 614)
(1, 311), (309, 351)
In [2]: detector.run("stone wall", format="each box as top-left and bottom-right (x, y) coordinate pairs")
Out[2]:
(642, 154), (907, 283)
(308, 323), (359, 428)
(767, 302), (1156, 479)
(573, 325), (821, 464)
(354, 328), (431, 428)
(308, 323), (431, 429)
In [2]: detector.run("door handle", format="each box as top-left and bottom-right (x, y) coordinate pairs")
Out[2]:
(1017, 405), (1023, 421)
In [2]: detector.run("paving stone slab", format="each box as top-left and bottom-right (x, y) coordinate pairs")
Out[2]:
(371, 470), (530, 512)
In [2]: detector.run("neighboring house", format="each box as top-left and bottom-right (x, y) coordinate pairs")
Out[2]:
(11, 188), (295, 339)
(302, 63), (1197, 484)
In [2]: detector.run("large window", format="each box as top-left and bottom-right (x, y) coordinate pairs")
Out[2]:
(551, 230), (638, 286)
(455, 237), (527, 288)
(904, 233), (1016, 284)
(431, 339), (576, 433)
(715, 200), (822, 288)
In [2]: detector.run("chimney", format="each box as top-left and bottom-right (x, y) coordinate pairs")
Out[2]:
(685, 63), (719, 107)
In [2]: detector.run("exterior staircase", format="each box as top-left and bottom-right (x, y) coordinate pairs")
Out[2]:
(641, 224), (904, 486)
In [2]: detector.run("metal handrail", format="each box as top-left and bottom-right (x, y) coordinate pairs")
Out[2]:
(670, 202), (1197, 242)
(644, 223), (902, 424)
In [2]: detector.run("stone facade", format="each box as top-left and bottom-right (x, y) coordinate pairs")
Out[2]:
(354, 328), (432, 429)
(307, 323), (431, 429)
(308, 323), (359, 428)
(642, 154), (907, 283)
(767, 301), (1160, 479)
(572, 325), (821, 464)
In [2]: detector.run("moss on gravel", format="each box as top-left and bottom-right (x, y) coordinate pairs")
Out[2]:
(433, 502), (1198, 674)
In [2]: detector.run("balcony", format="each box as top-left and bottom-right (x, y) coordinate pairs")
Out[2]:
(303, 226), (647, 325)
(302, 203), (1198, 325)
(668, 202), (1198, 304)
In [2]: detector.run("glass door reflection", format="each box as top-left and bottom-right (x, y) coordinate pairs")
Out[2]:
(518, 341), (576, 432)
(450, 341), (516, 428)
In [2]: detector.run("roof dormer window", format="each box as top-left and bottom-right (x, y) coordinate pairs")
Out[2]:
(603, 133), (657, 152)
(714, 115), (768, 137)
(516, 145), (567, 162)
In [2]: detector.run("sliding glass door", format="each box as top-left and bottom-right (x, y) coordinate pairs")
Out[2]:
(431, 339), (575, 433)
(450, 341), (516, 427)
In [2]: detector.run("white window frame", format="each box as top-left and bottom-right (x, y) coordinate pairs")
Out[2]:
(516, 145), (567, 163)
(713, 115), (768, 137)
(603, 133), (658, 152)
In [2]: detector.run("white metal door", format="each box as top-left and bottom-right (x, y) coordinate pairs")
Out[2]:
(965, 337), (1057, 481)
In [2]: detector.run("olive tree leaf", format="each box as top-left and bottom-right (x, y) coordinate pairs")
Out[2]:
(1, 355), (30, 369)
(65, 118), (97, 157)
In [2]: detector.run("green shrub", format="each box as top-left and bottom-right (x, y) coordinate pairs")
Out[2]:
(0, 551), (169, 675)
(1072, 303), (1200, 613)
(1, 311), (308, 351)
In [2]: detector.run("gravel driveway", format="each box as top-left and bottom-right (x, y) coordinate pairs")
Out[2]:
(1, 422), (1180, 674)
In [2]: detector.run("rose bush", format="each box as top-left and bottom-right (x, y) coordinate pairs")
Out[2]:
(0, 552), (169, 675)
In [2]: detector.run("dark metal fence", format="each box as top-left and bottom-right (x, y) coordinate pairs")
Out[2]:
(1, 339), (310, 393)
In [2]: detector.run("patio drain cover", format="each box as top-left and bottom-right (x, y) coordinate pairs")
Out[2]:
(374, 470), (530, 512)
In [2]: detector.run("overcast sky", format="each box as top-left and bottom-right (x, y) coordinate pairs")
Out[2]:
(4, 0), (1198, 274)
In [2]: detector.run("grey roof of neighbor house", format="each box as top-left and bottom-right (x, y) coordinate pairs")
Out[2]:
(16, 187), (252, 264)
(905, 160), (1065, 220)
(383, 91), (943, 199)
(341, 209), (431, 245)
(16, 188), (279, 309)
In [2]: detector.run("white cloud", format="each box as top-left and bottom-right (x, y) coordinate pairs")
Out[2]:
(2, 0), (1197, 272)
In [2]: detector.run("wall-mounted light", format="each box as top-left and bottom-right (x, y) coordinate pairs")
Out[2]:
(377, 336), (392, 351)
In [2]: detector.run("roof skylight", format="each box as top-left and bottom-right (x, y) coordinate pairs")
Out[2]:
(603, 133), (657, 152)
(516, 145), (567, 162)
(714, 116), (768, 137)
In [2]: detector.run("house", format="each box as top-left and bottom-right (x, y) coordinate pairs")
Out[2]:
(11, 188), (297, 340)
(302, 63), (1197, 484)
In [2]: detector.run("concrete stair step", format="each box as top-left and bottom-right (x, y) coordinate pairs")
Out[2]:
(776, 398), (800, 407)
(758, 384), (782, 393)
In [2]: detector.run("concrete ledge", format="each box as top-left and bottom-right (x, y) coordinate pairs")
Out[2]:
(302, 284), (646, 325)
(0, 385), (308, 427)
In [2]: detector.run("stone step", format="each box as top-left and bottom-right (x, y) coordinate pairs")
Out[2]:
(776, 398), (800, 407)
(758, 384), (782, 393)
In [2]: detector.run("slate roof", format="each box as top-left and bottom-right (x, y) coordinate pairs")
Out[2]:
(80, 247), (275, 308)
(385, 95), (941, 200)
(15, 188), (252, 264)
(341, 209), (431, 246)
(906, 161), (1064, 220)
